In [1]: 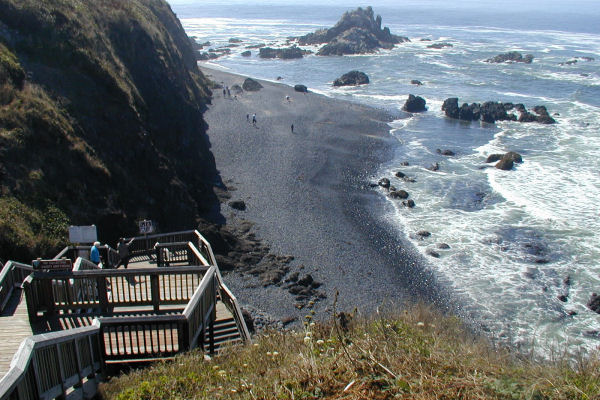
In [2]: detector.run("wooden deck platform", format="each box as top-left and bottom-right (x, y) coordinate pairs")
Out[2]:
(0, 289), (33, 377)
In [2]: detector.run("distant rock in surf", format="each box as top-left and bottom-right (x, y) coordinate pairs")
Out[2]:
(427, 42), (453, 49)
(333, 70), (369, 86)
(296, 6), (409, 56)
(485, 51), (534, 64)
(588, 293), (600, 314)
(403, 94), (427, 112)
(495, 152), (523, 171)
(259, 46), (306, 59)
(442, 97), (555, 124)
(411, 79), (423, 85)
(241, 50), (251, 57)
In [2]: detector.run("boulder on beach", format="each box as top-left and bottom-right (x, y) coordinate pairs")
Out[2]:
(333, 70), (370, 86)
(436, 149), (455, 156)
(297, 6), (409, 56)
(294, 84), (308, 93)
(485, 51), (534, 64)
(403, 199), (416, 208)
(242, 78), (263, 91)
(229, 200), (247, 210)
(241, 50), (251, 57)
(403, 94), (427, 112)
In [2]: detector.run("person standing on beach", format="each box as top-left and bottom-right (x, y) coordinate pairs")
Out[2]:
(291, 124), (294, 133)
(117, 238), (129, 269)
(252, 113), (256, 125)
(246, 113), (249, 122)
(90, 241), (101, 266)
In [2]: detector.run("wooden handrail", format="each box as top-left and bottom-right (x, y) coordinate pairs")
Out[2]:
(0, 261), (33, 313)
(0, 320), (103, 400)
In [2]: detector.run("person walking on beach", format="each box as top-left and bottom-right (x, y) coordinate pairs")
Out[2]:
(252, 113), (256, 125)
(246, 113), (249, 122)
(90, 241), (101, 267)
(291, 123), (294, 133)
(117, 238), (129, 269)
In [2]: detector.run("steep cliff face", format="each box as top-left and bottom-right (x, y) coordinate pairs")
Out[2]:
(0, 0), (218, 260)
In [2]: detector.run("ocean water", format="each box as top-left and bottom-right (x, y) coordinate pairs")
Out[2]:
(170, 0), (600, 355)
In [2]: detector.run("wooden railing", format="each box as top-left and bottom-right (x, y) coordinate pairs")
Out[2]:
(0, 261), (32, 314)
(0, 320), (103, 400)
(23, 266), (209, 320)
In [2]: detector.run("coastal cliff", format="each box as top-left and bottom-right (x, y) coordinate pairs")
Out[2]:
(0, 0), (217, 260)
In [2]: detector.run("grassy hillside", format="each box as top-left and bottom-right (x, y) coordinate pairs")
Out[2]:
(100, 305), (600, 400)
(0, 0), (217, 261)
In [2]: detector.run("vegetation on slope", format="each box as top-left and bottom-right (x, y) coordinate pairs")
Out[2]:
(0, 0), (217, 261)
(100, 305), (600, 400)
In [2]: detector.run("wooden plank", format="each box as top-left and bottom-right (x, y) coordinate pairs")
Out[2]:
(0, 290), (33, 377)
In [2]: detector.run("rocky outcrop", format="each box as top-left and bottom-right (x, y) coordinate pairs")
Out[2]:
(403, 94), (427, 112)
(243, 78), (263, 91)
(494, 152), (523, 171)
(486, 51), (534, 64)
(241, 50), (251, 57)
(442, 98), (555, 124)
(588, 293), (600, 314)
(333, 70), (369, 86)
(294, 84), (308, 93)
(411, 80), (423, 85)
(297, 7), (409, 56)
(259, 46), (305, 59)
(427, 42), (453, 49)
(0, 0), (218, 259)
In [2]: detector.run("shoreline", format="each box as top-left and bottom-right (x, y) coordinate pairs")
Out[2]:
(200, 65), (456, 327)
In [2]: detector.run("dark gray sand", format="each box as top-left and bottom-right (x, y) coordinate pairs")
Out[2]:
(201, 66), (455, 326)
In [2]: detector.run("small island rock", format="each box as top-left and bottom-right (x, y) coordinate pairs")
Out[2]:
(333, 70), (369, 86)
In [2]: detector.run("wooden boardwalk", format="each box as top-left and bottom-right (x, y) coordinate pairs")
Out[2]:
(0, 289), (33, 377)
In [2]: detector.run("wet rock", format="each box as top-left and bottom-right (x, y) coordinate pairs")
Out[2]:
(403, 199), (416, 208)
(389, 190), (409, 199)
(567, 310), (577, 316)
(259, 46), (305, 59)
(587, 293), (600, 314)
(427, 162), (440, 171)
(389, 186), (397, 192)
(486, 154), (504, 163)
(333, 70), (370, 86)
(427, 42), (453, 49)
(294, 84), (308, 93)
(437, 243), (450, 249)
(400, 161), (410, 166)
(411, 79), (423, 85)
(395, 171), (405, 178)
(504, 152), (523, 163)
(436, 149), (455, 156)
(486, 51), (534, 64)
(557, 294), (568, 302)
(241, 50), (251, 57)
(229, 38), (243, 43)
(403, 94), (427, 112)
(416, 230), (431, 238)
(242, 78), (263, 91)
(403, 177), (416, 183)
(297, 274), (314, 287)
(276, 76), (283, 80)
(442, 97), (459, 119)
(495, 158), (514, 170)
(229, 200), (246, 210)
(426, 249), (440, 258)
(378, 178), (391, 189)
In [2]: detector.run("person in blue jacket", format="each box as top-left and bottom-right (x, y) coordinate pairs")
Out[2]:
(90, 241), (101, 266)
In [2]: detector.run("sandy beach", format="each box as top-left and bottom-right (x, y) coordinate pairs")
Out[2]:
(201, 66), (454, 325)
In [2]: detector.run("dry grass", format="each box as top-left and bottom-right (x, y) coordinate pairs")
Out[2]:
(100, 303), (600, 400)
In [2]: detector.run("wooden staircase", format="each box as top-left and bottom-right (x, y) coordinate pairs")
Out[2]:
(205, 317), (243, 352)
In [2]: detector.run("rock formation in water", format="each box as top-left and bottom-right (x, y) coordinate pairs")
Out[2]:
(333, 71), (370, 86)
(297, 6), (409, 56)
(485, 51), (534, 64)
(442, 98), (556, 124)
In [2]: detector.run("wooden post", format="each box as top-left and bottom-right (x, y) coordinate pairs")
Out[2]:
(209, 319), (215, 355)
(150, 274), (160, 312)
(96, 277), (109, 314)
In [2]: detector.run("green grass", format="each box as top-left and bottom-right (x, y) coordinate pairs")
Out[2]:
(99, 304), (600, 400)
